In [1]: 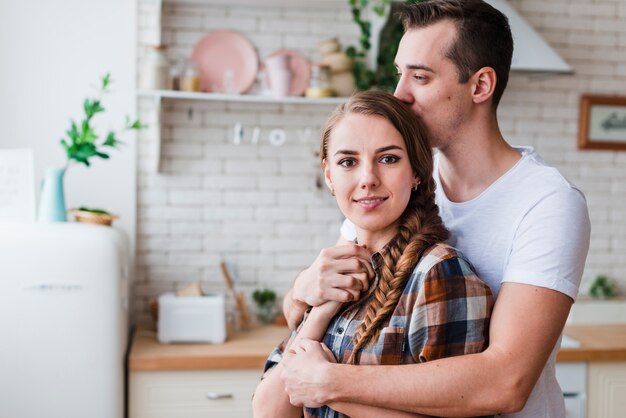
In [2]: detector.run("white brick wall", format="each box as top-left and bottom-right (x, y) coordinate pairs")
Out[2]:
(135, 0), (626, 324)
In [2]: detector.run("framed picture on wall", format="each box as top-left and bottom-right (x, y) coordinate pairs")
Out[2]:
(578, 95), (626, 150)
(0, 149), (36, 223)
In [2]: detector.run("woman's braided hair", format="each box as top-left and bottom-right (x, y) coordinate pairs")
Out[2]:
(319, 90), (449, 364)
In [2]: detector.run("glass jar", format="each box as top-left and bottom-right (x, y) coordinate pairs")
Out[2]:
(168, 60), (184, 91)
(140, 45), (170, 90)
(180, 61), (201, 92)
(305, 64), (333, 98)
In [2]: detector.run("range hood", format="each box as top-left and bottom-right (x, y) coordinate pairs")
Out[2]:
(486, 0), (572, 73)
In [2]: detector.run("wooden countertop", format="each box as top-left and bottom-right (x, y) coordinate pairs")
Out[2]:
(129, 325), (291, 371)
(558, 324), (626, 362)
(128, 324), (626, 371)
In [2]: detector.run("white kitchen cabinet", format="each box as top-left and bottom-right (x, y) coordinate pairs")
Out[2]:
(130, 369), (261, 418)
(128, 326), (288, 418)
(556, 362), (587, 418)
(587, 362), (626, 418)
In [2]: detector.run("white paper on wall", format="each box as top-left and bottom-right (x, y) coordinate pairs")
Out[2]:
(0, 149), (36, 223)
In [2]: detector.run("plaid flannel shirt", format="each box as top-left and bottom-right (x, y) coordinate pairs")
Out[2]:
(264, 242), (494, 418)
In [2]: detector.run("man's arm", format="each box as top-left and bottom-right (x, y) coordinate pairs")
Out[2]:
(286, 339), (431, 418)
(283, 237), (373, 329)
(281, 282), (572, 416)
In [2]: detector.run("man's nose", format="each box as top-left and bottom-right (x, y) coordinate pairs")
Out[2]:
(394, 76), (413, 104)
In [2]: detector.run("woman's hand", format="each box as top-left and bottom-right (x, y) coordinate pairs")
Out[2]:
(292, 242), (374, 307)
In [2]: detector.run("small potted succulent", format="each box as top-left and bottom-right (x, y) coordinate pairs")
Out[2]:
(252, 288), (277, 324)
(69, 206), (119, 226)
(38, 73), (144, 222)
(589, 275), (618, 299)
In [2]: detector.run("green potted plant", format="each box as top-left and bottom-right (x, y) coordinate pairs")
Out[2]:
(589, 275), (618, 299)
(38, 73), (144, 222)
(252, 288), (277, 324)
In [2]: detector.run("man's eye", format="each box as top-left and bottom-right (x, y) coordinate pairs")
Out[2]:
(338, 159), (356, 167)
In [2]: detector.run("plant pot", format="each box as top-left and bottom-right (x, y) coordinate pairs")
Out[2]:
(256, 303), (276, 324)
(69, 209), (119, 226)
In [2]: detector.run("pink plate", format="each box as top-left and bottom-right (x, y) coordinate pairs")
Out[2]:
(191, 31), (258, 94)
(265, 49), (311, 96)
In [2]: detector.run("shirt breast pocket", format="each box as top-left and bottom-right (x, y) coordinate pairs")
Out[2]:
(357, 326), (405, 366)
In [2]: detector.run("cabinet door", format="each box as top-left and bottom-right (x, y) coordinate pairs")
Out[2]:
(564, 394), (586, 418)
(588, 363), (626, 418)
(130, 369), (261, 418)
(556, 362), (587, 418)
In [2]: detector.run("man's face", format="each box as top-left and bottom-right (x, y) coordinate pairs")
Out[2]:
(394, 20), (473, 150)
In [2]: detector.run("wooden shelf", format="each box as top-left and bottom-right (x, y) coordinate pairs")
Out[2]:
(137, 89), (346, 106)
(136, 90), (344, 172)
(164, 0), (345, 8)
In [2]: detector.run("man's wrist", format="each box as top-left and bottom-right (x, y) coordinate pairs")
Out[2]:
(318, 361), (343, 404)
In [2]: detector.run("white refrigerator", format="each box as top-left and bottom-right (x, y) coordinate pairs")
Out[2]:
(0, 223), (129, 418)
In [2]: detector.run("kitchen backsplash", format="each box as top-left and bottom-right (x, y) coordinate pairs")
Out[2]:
(134, 0), (626, 324)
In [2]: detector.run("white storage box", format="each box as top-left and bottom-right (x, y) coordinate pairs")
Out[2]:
(157, 292), (226, 344)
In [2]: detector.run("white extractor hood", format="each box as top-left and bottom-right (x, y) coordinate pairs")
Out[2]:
(486, 0), (572, 73)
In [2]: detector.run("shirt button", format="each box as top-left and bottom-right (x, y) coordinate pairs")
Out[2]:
(337, 327), (344, 334)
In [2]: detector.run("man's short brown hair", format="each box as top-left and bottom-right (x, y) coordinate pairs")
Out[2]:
(398, 0), (513, 108)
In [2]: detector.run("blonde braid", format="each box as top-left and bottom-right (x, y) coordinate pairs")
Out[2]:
(346, 176), (448, 364)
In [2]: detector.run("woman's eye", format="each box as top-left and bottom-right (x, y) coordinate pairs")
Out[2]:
(338, 158), (356, 167)
(380, 155), (399, 164)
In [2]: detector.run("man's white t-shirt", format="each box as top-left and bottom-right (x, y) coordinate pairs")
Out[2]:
(340, 147), (591, 418)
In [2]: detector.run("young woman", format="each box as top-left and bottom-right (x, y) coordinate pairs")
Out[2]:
(253, 90), (494, 418)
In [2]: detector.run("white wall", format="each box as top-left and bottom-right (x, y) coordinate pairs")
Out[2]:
(0, 0), (137, 249)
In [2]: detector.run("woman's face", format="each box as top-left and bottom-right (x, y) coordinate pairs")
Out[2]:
(324, 113), (417, 241)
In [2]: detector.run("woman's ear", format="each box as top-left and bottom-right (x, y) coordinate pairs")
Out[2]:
(412, 175), (421, 191)
(471, 67), (496, 105)
(323, 159), (334, 193)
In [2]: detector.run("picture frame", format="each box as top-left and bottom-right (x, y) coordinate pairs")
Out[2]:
(0, 149), (36, 223)
(578, 95), (626, 150)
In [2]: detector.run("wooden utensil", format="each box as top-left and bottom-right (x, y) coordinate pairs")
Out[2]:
(220, 261), (251, 328)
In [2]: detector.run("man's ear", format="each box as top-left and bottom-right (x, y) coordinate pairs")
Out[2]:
(471, 67), (496, 105)
(323, 159), (334, 192)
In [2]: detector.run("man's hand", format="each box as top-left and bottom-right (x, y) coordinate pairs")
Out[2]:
(292, 242), (374, 307)
(281, 338), (336, 408)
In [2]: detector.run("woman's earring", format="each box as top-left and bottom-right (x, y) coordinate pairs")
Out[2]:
(412, 180), (420, 191)
(331, 187), (336, 196)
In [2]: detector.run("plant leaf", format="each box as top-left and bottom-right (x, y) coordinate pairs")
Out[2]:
(127, 118), (145, 130)
(104, 131), (119, 147)
(84, 99), (104, 119)
(80, 123), (98, 144)
(101, 73), (111, 90)
(67, 120), (79, 142)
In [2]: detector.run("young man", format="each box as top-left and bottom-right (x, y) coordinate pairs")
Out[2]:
(280, 0), (591, 416)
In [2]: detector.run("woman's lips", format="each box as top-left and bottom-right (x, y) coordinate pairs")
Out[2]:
(354, 196), (388, 211)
